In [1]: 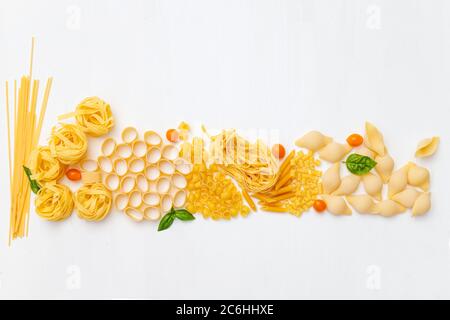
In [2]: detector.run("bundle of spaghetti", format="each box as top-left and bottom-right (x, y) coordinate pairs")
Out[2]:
(49, 123), (88, 165)
(185, 163), (251, 220)
(74, 182), (112, 221)
(208, 130), (279, 194)
(253, 150), (322, 216)
(5, 38), (53, 242)
(29, 146), (66, 184)
(58, 97), (114, 137)
(35, 183), (74, 221)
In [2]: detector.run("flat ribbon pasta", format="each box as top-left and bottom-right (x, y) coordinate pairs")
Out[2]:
(35, 183), (74, 221)
(59, 97), (114, 137)
(49, 123), (88, 165)
(74, 183), (112, 221)
(29, 146), (66, 184)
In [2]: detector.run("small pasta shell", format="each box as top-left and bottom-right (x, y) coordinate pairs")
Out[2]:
(318, 142), (352, 163)
(124, 207), (145, 222)
(295, 131), (332, 152)
(171, 173), (187, 189)
(332, 175), (360, 196)
(365, 122), (386, 157)
(116, 143), (133, 159)
(132, 140), (147, 158)
(156, 176), (171, 194)
(101, 138), (117, 157)
(391, 188), (420, 209)
(146, 147), (162, 164)
(173, 190), (187, 208)
(115, 193), (129, 211)
(122, 127), (138, 143)
(162, 144), (179, 161)
(322, 163), (341, 195)
(143, 192), (160, 206)
(136, 173), (149, 192)
(375, 154), (394, 183)
(98, 156), (113, 173)
(356, 147), (375, 159)
(174, 159), (193, 175)
(408, 162), (430, 191)
(113, 158), (128, 176)
(129, 157), (145, 174)
(322, 195), (352, 216)
(145, 164), (160, 181)
(412, 193), (431, 217)
(346, 195), (378, 214)
(160, 194), (173, 213)
(415, 137), (440, 158)
(143, 207), (161, 221)
(81, 159), (99, 172)
(128, 190), (143, 208)
(388, 165), (409, 198)
(105, 173), (120, 191)
(374, 200), (406, 217)
(120, 175), (136, 193)
(158, 159), (175, 175)
(144, 130), (162, 147)
(362, 173), (383, 201)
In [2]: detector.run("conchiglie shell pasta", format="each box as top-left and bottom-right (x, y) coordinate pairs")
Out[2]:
(318, 142), (352, 163)
(388, 165), (409, 198)
(295, 131), (332, 152)
(374, 200), (406, 217)
(357, 147), (375, 159)
(375, 154), (395, 183)
(391, 188), (420, 209)
(408, 163), (430, 191)
(365, 122), (386, 157)
(332, 175), (360, 196)
(346, 195), (378, 214)
(415, 137), (440, 158)
(362, 173), (383, 201)
(412, 193), (431, 217)
(322, 195), (352, 216)
(322, 163), (341, 195)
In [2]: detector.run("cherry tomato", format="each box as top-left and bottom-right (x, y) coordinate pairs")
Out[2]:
(166, 129), (179, 143)
(66, 168), (82, 181)
(272, 144), (286, 159)
(346, 133), (364, 147)
(313, 199), (327, 213)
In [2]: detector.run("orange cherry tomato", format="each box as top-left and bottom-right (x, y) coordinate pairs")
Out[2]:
(166, 129), (179, 143)
(66, 168), (82, 181)
(272, 144), (286, 159)
(313, 199), (327, 213)
(346, 133), (364, 147)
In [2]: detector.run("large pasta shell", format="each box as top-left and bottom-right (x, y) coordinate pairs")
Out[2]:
(295, 131), (332, 152)
(415, 137), (440, 158)
(365, 122), (386, 157)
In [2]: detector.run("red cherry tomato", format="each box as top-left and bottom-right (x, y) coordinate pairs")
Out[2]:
(313, 199), (327, 213)
(166, 129), (179, 143)
(66, 168), (82, 181)
(272, 144), (286, 159)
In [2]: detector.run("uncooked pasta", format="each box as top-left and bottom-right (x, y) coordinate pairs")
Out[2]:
(35, 183), (74, 221)
(29, 146), (65, 184)
(74, 183), (112, 221)
(49, 123), (88, 165)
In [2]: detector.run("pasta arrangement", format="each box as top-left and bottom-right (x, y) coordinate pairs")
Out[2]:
(4, 40), (442, 239)
(98, 127), (192, 222)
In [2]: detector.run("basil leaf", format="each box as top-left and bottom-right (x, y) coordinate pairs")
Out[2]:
(344, 154), (377, 175)
(23, 166), (41, 194)
(174, 209), (195, 221)
(158, 212), (175, 232)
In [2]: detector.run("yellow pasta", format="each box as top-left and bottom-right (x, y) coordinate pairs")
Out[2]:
(365, 122), (387, 156)
(391, 188), (420, 209)
(74, 183), (112, 221)
(49, 123), (88, 165)
(322, 163), (341, 195)
(29, 146), (66, 184)
(415, 137), (440, 158)
(59, 97), (114, 137)
(412, 193), (431, 217)
(35, 183), (74, 221)
(362, 173), (383, 201)
(322, 195), (352, 216)
(346, 195), (377, 214)
(374, 200), (406, 217)
(407, 162), (430, 191)
(375, 154), (395, 183)
(332, 175), (360, 196)
(295, 131), (332, 152)
(318, 142), (351, 163)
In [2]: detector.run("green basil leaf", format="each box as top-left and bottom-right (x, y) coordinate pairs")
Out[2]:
(158, 212), (175, 232)
(174, 209), (195, 221)
(344, 154), (377, 176)
(23, 166), (41, 194)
